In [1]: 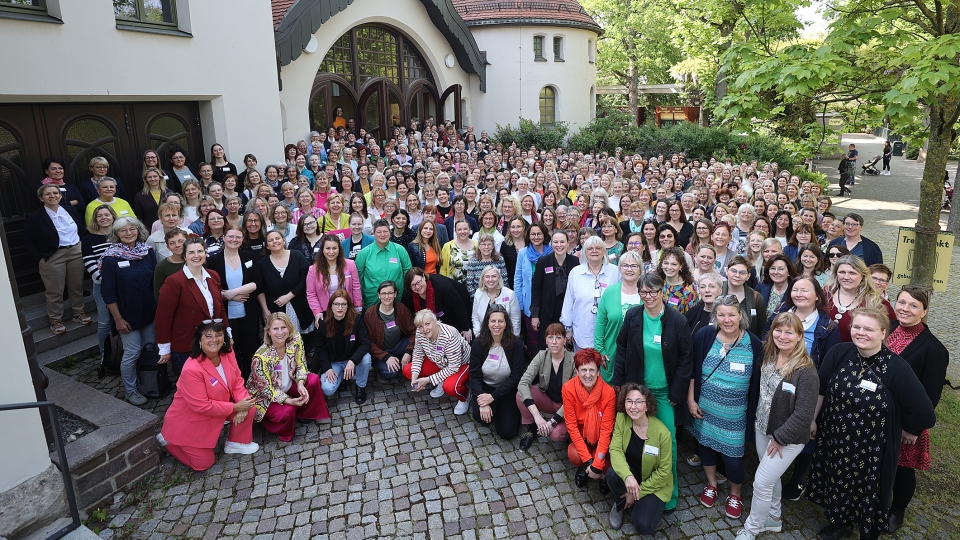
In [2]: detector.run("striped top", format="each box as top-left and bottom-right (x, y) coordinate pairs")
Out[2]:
(81, 233), (111, 283)
(688, 333), (753, 457)
(411, 321), (470, 386)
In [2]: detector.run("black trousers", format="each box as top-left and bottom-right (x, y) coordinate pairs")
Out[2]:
(605, 468), (665, 535)
(471, 382), (521, 440)
(230, 314), (260, 381)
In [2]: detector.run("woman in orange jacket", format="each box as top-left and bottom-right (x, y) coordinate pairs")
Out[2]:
(562, 348), (617, 494)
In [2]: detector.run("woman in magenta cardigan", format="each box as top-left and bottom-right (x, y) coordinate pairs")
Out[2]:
(306, 234), (363, 326)
(157, 321), (258, 471)
(155, 237), (227, 375)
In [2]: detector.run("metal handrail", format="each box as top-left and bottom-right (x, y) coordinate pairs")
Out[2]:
(0, 400), (81, 540)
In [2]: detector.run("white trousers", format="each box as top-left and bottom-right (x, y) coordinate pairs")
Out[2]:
(744, 431), (805, 535)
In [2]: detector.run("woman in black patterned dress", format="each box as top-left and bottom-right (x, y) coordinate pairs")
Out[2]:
(807, 307), (935, 540)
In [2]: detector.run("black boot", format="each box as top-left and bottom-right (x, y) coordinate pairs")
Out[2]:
(598, 476), (610, 495)
(818, 522), (853, 540)
(880, 510), (904, 534)
(355, 385), (368, 405)
(519, 431), (536, 451)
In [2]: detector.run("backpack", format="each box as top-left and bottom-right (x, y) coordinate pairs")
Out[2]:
(136, 343), (170, 398)
(98, 329), (124, 378)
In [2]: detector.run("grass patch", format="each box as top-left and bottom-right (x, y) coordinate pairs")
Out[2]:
(916, 388), (960, 507)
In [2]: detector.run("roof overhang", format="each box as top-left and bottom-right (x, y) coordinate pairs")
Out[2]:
(274, 0), (487, 91)
(462, 18), (602, 35)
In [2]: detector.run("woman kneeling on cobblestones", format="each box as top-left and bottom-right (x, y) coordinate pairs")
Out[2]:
(247, 313), (330, 442)
(405, 309), (472, 415)
(563, 348), (616, 494)
(157, 320), (259, 470)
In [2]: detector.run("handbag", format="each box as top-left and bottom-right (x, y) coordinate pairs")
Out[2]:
(136, 343), (171, 398)
(98, 329), (124, 379)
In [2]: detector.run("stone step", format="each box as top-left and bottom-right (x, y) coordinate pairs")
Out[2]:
(33, 317), (99, 354)
(22, 518), (101, 540)
(38, 333), (100, 367)
(24, 295), (99, 331)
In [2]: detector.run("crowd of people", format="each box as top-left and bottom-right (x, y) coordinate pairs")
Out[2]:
(24, 117), (949, 540)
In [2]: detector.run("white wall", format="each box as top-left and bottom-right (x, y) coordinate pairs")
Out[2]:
(470, 25), (598, 133)
(0, 252), (50, 492)
(278, 0), (476, 143)
(0, 0), (283, 165)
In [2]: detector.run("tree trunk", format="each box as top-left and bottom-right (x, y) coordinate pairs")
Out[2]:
(913, 96), (960, 288)
(628, 62), (639, 126)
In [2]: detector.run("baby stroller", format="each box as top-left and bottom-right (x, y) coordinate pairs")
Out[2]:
(862, 155), (882, 176)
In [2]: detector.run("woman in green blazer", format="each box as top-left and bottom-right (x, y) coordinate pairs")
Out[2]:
(594, 251), (643, 383)
(605, 383), (673, 534)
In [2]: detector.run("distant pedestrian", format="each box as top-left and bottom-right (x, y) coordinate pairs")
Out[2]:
(882, 141), (892, 175)
(838, 155), (851, 197)
(847, 143), (858, 185)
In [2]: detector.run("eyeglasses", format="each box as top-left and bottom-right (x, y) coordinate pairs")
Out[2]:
(624, 399), (647, 407)
(843, 222), (861, 227)
(727, 268), (749, 276)
(871, 276), (889, 285)
(332, 302), (349, 308)
(378, 290), (397, 296)
(201, 319), (224, 324)
(620, 263), (640, 270)
(828, 252), (842, 258)
(638, 290), (660, 297)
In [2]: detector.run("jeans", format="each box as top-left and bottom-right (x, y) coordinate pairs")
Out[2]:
(120, 322), (155, 395)
(320, 353), (373, 396)
(743, 431), (805, 535)
(698, 443), (745, 485)
(605, 468), (666, 535)
(92, 281), (110, 357)
(373, 336), (410, 379)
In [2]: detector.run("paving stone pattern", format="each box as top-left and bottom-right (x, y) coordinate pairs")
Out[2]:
(52, 141), (960, 539)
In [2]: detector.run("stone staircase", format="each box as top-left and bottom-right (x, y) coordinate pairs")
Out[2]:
(21, 289), (101, 366)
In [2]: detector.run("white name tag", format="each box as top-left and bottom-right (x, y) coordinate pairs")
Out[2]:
(653, 335), (662, 344)
(730, 362), (746, 372)
(750, 309), (757, 316)
(781, 382), (796, 394)
(643, 444), (659, 456)
(118, 261), (130, 268)
(244, 260), (253, 268)
(859, 379), (878, 392)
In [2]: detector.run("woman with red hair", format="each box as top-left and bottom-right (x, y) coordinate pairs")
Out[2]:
(562, 348), (617, 494)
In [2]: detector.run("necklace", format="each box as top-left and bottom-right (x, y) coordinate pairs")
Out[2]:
(835, 289), (858, 320)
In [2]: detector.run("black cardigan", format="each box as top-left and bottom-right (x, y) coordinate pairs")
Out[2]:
(257, 250), (312, 327)
(720, 282), (767, 337)
(689, 327), (764, 430)
(468, 338), (526, 399)
(612, 306), (693, 425)
(206, 249), (263, 321)
(23, 205), (87, 263)
(817, 343), (936, 508)
(889, 322), (949, 408)
(315, 315), (371, 373)
(400, 273), (472, 332)
(529, 251), (579, 320)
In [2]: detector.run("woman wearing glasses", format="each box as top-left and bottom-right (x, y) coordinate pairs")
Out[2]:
(611, 272), (693, 512)
(721, 256), (767, 337)
(560, 236), (622, 351)
(686, 295), (763, 520)
(826, 212), (884, 266)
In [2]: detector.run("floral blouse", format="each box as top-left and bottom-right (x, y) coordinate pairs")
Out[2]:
(447, 245), (474, 285)
(246, 334), (309, 421)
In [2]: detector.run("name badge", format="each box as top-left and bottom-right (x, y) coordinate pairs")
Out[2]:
(653, 335), (662, 344)
(544, 266), (554, 274)
(599, 282), (608, 288)
(222, 166), (230, 171)
(350, 334), (356, 341)
(668, 296), (680, 306)
(781, 382), (796, 394)
(210, 378), (218, 386)
(274, 364), (282, 371)
(120, 210), (130, 215)
(489, 354), (500, 361)
(345, 273), (351, 278)
(609, 253), (616, 260)
(436, 345), (444, 352)
(385, 321), (396, 328)
(594, 288), (602, 298)
(643, 444), (659, 456)
(244, 260), (253, 268)
(730, 362), (746, 372)
(437, 311), (445, 317)
(501, 296), (510, 302)
(389, 257), (398, 264)
(750, 309), (757, 316)
(163, 175), (169, 180)
(859, 379), (878, 392)
(184, 175), (193, 180)
(58, 187), (67, 192)
(118, 261), (130, 268)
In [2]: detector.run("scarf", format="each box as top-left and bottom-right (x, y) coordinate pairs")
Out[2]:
(412, 280), (436, 313)
(571, 375), (605, 446)
(524, 243), (551, 266)
(887, 323), (924, 355)
(98, 242), (151, 271)
(41, 177), (63, 185)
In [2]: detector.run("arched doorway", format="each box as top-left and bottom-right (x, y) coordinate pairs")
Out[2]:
(309, 24), (442, 144)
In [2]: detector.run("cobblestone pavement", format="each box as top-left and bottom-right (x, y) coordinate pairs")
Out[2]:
(52, 138), (960, 539)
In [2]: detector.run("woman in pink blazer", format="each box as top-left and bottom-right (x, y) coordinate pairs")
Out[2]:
(157, 321), (259, 471)
(306, 234), (363, 326)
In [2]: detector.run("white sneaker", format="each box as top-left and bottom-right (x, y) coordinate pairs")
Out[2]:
(734, 530), (756, 540)
(764, 515), (783, 532)
(223, 441), (260, 455)
(454, 398), (469, 415)
(430, 384), (446, 398)
(155, 433), (168, 448)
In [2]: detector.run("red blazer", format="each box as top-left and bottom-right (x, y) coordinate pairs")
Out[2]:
(155, 269), (226, 353)
(160, 352), (248, 448)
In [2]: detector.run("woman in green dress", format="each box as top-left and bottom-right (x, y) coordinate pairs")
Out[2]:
(594, 251), (643, 383)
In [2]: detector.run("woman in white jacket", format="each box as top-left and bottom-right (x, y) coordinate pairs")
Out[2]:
(472, 266), (521, 336)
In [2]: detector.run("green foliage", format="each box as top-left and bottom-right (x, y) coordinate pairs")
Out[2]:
(567, 118), (803, 170)
(492, 119), (570, 151)
(906, 144), (921, 160)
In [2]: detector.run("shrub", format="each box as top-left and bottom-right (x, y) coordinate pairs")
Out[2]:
(906, 143), (921, 160)
(493, 119), (569, 151)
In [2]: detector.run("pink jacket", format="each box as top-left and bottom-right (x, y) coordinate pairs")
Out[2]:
(160, 352), (249, 448)
(306, 258), (363, 315)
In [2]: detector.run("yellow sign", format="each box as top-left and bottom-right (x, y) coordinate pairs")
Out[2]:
(892, 227), (953, 291)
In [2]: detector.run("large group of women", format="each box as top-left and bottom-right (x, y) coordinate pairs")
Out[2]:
(26, 118), (949, 539)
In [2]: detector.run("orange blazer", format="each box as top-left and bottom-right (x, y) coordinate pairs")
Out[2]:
(160, 352), (249, 448)
(155, 269), (226, 353)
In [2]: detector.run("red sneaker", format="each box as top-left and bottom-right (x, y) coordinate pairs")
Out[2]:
(725, 494), (744, 519)
(700, 485), (719, 508)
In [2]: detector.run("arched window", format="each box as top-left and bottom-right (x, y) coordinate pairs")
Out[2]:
(539, 86), (556, 125)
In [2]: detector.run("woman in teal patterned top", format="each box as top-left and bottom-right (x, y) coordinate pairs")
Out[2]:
(686, 295), (763, 520)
